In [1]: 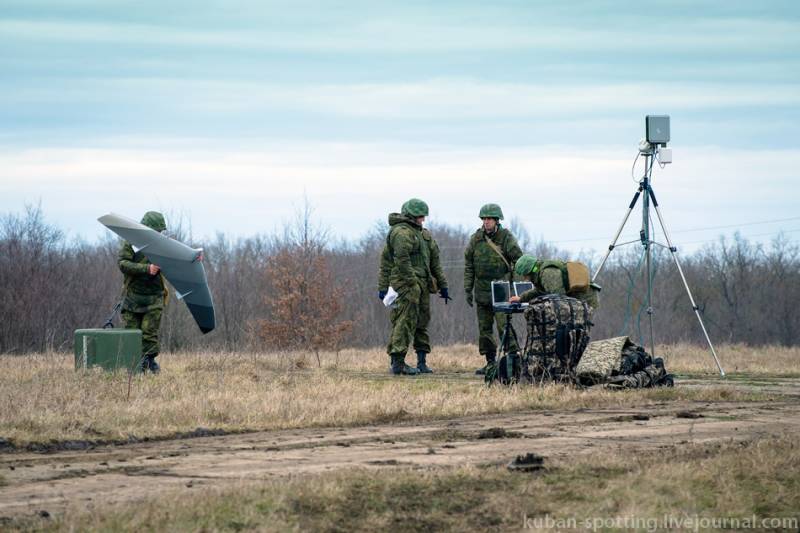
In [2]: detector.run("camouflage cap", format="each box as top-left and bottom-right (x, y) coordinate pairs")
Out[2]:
(401, 198), (429, 217)
(514, 254), (538, 276)
(479, 203), (504, 220)
(141, 211), (167, 232)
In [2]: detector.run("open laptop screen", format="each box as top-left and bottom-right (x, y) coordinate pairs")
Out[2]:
(491, 281), (534, 306)
(491, 281), (511, 307)
(514, 281), (533, 297)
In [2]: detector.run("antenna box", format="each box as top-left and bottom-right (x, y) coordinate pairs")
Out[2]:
(645, 115), (670, 145)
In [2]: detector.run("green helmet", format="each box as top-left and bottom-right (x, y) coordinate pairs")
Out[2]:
(514, 254), (539, 276)
(141, 211), (167, 232)
(401, 198), (429, 217)
(479, 203), (504, 220)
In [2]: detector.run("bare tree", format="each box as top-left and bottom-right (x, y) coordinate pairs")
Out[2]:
(2, 203), (799, 354)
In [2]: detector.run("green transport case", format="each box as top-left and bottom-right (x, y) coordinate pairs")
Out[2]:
(74, 329), (143, 372)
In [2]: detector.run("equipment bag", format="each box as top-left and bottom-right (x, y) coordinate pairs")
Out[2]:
(523, 295), (593, 383)
(576, 336), (674, 388)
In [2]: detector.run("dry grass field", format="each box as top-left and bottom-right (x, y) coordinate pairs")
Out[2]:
(2, 344), (799, 531)
(0, 343), (797, 448)
(38, 436), (800, 532)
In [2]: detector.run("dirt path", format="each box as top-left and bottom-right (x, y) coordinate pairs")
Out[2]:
(1, 378), (799, 520)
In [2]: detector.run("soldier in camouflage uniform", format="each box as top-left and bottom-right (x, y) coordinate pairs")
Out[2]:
(379, 199), (450, 375)
(118, 211), (169, 373)
(464, 204), (523, 374)
(511, 254), (600, 309)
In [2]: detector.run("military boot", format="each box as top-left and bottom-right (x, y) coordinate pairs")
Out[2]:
(475, 353), (497, 375)
(416, 351), (433, 374)
(147, 353), (160, 374)
(390, 355), (419, 376)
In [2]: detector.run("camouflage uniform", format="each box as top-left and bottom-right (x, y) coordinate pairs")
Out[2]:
(118, 211), (168, 371)
(516, 258), (599, 309)
(378, 204), (447, 373)
(464, 224), (523, 361)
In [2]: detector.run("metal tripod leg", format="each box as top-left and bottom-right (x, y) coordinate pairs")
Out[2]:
(498, 312), (517, 382)
(648, 188), (726, 377)
(592, 186), (643, 282)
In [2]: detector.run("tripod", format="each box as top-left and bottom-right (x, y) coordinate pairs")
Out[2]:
(592, 146), (725, 377)
(495, 303), (524, 384)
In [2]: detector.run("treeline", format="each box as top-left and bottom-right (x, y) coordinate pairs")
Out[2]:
(1, 205), (799, 354)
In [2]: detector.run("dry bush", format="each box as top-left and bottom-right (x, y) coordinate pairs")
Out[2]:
(257, 250), (353, 366)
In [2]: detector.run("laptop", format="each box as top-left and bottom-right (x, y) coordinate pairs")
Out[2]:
(491, 280), (533, 310)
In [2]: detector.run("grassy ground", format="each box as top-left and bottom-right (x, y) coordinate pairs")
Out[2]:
(34, 435), (800, 532)
(0, 344), (794, 447)
(657, 342), (800, 377)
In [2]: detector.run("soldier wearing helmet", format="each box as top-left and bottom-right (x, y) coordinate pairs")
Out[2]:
(118, 211), (169, 374)
(464, 203), (523, 374)
(510, 254), (600, 309)
(378, 198), (450, 375)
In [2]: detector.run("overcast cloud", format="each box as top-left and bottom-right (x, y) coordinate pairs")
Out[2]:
(1, 0), (798, 253)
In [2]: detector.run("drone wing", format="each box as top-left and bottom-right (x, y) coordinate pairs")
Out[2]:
(98, 213), (216, 334)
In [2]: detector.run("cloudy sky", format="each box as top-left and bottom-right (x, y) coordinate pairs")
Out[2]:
(2, 0), (798, 253)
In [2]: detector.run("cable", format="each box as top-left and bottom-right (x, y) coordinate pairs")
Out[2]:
(410, 216), (800, 250)
(674, 219), (800, 235)
(537, 218), (800, 245)
(676, 227), (800, 246)
(631, 151), (642, 182)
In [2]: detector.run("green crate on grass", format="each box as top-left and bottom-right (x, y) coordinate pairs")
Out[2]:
(74, 329), (143, 372)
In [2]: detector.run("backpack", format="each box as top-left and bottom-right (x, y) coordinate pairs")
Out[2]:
(576, 336), (674, 388)
(565, 261), (590, 293)
(488, 295), (593, 385)
(538, 260), (591, 295)
(524, 295), (593, 383)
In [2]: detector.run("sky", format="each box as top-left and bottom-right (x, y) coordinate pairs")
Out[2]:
(2, 0), (799, 254)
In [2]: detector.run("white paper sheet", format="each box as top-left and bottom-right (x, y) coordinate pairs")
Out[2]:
(383, 286), (399, 308)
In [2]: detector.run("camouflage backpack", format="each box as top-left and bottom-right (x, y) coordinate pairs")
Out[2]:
(524, 295), (593, 383)
(576, 336), (674, 388)
(486, 295), (593, 385)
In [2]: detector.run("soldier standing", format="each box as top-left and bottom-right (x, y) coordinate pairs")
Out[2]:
(379, 198), (450, 375)
(118, 211), (169, 373)
(464, 204), (523, 374)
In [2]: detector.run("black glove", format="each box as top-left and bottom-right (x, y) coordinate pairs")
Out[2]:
(378, 290), (387, 301)
(465, 292), (474, 307)
(439, 287), (452, 304)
